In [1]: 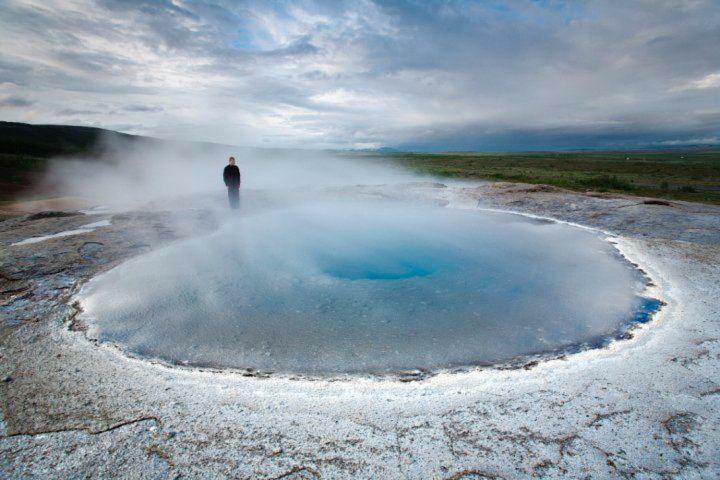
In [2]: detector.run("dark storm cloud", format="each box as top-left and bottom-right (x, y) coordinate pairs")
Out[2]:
(0, 0), (718, 149)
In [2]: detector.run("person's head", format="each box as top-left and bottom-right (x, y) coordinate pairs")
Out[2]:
(228, 156), (236, 165)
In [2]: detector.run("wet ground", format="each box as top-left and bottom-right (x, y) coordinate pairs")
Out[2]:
(1, 181), (719, 478)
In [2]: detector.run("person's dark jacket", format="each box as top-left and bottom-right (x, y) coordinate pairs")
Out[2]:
(223, 165), (241, 188)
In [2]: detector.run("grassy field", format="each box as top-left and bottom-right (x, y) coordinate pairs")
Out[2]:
(378, 150), (720, 204)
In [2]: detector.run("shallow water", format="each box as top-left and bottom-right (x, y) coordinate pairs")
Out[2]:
(79, 201), (650, 374)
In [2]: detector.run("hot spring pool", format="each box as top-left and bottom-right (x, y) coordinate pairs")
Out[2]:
(78, 202), (657, 374)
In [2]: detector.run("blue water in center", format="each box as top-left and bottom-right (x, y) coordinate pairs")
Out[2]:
(79, 201), (655, 374)
(319, 245), (453, 280)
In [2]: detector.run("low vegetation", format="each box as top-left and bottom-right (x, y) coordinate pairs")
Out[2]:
(377, 150), (720, 204)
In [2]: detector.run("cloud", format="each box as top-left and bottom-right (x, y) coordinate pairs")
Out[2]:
(672, 72), (720, 92)
(257, 35), (319, 58)
(122, 104), (164, 113)
(658, 136), (720, 146)
(0, 95), (34, 108)
(689, 73), (720, 90)
(56, 108), (104, 115)
(1, 0), (719, 150)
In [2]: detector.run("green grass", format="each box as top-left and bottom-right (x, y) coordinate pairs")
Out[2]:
(365, 150), (720, 204)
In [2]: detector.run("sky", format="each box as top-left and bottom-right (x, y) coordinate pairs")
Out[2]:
(1, 0), (719, 151)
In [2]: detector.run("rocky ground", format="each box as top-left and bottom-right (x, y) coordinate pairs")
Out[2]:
(1, 182), (719, 479)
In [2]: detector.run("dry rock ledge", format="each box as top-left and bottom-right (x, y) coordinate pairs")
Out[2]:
(1, 181), (719, 479)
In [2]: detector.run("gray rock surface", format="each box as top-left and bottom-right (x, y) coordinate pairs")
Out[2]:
(1, 182), (719, 479)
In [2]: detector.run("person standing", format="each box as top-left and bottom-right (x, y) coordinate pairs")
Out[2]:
(223, 156), (241, 209)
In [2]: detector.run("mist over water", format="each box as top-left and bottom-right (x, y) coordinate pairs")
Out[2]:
(42, 135), (413, 209)
(49, 138), (650, 374)
(79, 201), (647, 374)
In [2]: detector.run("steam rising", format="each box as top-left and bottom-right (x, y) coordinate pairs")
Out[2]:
(43, 134), (412, 210)
(51, 137), (647, 374)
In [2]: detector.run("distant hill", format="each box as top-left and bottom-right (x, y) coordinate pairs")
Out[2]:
(0, 121), (145, 158)
(0, 122), (154, 202)
(0, 121), (329, 159)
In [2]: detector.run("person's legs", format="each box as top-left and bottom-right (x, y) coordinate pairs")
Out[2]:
(228, 187), (240, 209)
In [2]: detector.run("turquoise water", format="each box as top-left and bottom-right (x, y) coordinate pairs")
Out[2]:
(79, 201), (654, 374)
